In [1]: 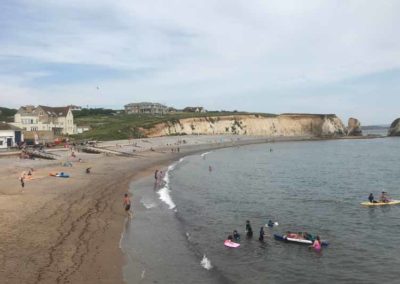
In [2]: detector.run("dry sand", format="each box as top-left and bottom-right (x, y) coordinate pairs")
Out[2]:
(0, 135), (271, 284)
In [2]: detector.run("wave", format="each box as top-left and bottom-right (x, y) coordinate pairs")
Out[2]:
(157, 158), (185, 210)
(200, 151), (212, 157)
(140, 198), (157, 209)
(200, 254), (213, 270)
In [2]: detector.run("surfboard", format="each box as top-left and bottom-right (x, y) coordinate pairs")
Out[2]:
(361, 200), (400, 206)
(224, 240), (240, 248)
(266, 222), (279, 227)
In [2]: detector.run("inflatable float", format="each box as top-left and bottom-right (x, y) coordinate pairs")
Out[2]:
(224, 240), (240, 248)
(360, 200), (400, 206)
(274, 233), (329, 247)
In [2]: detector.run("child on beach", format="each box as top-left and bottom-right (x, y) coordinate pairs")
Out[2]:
(123, 193), (133, 218)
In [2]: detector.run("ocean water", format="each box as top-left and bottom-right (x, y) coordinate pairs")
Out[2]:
(122, 137), (400, 284)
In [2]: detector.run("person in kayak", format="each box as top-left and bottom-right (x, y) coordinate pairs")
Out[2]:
(310, 236), (322, 251)
(380, 191), (389, 203)
(233, 230), (241, 241)
(246, 220), (253, 238)
(368, 193), (377, 203)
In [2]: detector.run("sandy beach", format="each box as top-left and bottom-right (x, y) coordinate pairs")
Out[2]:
(0, 135), (272, 284)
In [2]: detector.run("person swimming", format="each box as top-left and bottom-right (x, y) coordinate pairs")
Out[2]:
(267, 220), (274, 227)
(310, 236), (322, 251)
(233, 230), (241, 241)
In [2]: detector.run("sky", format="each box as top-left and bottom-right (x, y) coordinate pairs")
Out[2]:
(0, 0), (399, 125)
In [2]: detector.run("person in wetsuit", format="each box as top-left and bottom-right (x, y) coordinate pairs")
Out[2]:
(259, 227), (265, 241)
(233, 230), (240, 242)
(368, 193), (376, 203)
(246, 220), (253, 238)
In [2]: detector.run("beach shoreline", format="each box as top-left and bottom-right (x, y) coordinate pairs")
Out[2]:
(0, 135), (276, 283)
(0, 133), (387, 283)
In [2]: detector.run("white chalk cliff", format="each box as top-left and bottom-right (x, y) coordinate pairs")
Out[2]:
(142, 114), (347, 138)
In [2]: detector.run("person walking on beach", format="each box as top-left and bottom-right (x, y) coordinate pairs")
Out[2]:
(123, 193), (132, 218)
(20, 176), (25, 192)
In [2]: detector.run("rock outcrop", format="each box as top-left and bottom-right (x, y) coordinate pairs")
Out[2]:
(388, 118), (400, 136)
(142, 114), (347, 138)
(347, 117), (362, 136)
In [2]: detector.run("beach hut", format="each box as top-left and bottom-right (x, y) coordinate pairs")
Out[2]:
(0, 122), (23, 149)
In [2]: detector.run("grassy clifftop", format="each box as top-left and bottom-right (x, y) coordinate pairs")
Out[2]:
(73, 111), (276, 140)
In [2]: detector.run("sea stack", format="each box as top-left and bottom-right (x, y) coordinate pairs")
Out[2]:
(347, 117), (362, 136)
(388, 118), (400, 136)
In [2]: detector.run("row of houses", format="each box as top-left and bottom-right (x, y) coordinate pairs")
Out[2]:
(0, 105), (79, 149)
(124, 102), (206, 114)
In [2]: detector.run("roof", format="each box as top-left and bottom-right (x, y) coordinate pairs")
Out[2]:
(38, 106), (71, 117)
(0, 122), (21, 131)
(125, 102), (167, 108)
(18, 105), (71, 117)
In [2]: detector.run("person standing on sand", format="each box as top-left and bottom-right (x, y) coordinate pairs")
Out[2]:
(123, 193), (132, 218)
(20, 176), (25, 191)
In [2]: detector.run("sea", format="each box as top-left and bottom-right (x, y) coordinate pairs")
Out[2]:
(121, 133), (400, 284)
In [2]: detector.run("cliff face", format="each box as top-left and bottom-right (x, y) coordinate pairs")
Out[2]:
(347, 117), (362, 136)
(388, 118), (400, 136)
(142, 114), (346, 138)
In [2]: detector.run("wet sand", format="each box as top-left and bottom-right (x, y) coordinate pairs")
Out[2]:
(0, 135), (272, 283)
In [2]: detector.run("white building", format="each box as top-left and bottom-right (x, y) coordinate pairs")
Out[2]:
(0, 123), (23, 149)
(11, 105), (77, 135)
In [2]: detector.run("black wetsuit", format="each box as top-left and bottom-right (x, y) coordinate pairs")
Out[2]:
(259, 228), (264, 241)
(246, 223), (253, 237)
(233, 232), (240, 241)
(368, 194), (374, 203)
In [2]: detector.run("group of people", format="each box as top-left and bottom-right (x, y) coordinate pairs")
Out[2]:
(368, 192), (390, 203)
(227, 220), (268, 243)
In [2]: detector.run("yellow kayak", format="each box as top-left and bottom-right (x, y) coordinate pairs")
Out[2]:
(361, 200), (400, 206)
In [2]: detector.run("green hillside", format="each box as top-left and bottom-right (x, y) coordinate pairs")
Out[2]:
(0, 107), (17, 122)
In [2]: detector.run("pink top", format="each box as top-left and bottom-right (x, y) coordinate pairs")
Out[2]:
(313, 240), (321, 250)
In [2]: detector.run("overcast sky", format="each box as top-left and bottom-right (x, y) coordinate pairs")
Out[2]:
(1, 0), (399, 124)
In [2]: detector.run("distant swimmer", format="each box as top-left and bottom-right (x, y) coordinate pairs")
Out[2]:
(267, 220), (274, 227)
(245, 220), (253, 238)
(209, 165), (212, 172)
(86, 167), (91, 174)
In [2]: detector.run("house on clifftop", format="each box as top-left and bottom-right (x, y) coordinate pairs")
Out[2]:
(124, 102), (167, 115)
(11, 105), (77, 135)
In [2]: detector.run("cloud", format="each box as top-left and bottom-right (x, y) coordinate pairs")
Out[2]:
(0, 0), (400, 124)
